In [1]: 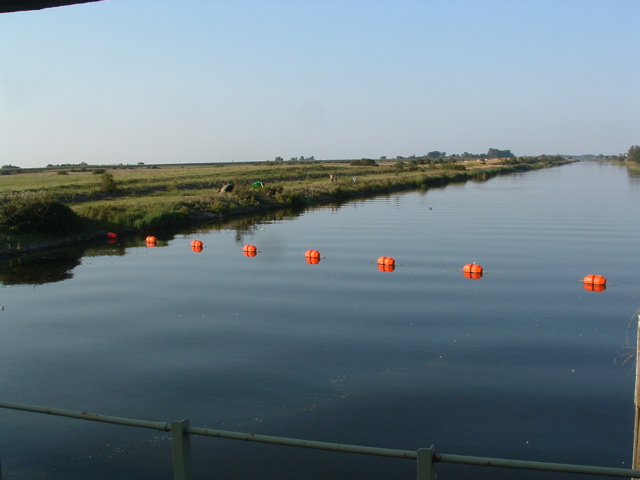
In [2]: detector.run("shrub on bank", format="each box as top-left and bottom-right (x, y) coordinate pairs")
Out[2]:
(440, 163), (467, 171)
(0, 193), (85, 235)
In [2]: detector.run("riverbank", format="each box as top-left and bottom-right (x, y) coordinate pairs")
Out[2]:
(0, 157), (573, 259)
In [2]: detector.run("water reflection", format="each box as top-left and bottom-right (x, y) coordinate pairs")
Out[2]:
(0, 242), (130, 286)
(184, 208), (307, 245)
(0, 251), (82, 285)
(628, 169), (640, 191)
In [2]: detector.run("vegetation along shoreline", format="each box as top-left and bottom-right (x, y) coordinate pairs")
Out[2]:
(0, 155), (591, 260)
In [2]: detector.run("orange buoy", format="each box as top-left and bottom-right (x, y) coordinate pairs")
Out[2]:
(243, 244), (257, 257)
(378, 263), (395, 272)
(107, 232), (117, 239)
(146, 236), (157, 244)
(463, 263), (483, 274)
(583, 275), (606, 291)
(306, 256), (320, 265)
(463, 271), (483, 280)
(305, 249), (321, 258)
(583, 274), (606, 285)
(377, 256), (395, 266)
(191, 240), (203, 248)
(191, 245), (203, 253)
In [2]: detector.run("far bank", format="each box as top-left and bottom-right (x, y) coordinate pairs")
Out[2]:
(0, 157), (573, 259)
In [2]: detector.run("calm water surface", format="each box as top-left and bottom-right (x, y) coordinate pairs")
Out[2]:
(1, 161), (639, 479)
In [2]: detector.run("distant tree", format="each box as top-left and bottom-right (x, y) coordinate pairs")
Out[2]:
(627, 145), (640, 163)
(380, 156), (387, 160)
(487, 148), (515, 158)
(461, 152), (487, 159)
(1, 165), (22, 175)
(426, 151), (443, 159)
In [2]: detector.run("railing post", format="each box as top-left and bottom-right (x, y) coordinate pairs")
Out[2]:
(417, 446), (436, 480)
(171, 419), (193, 480)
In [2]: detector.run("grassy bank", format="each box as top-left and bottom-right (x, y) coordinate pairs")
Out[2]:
(0, 157), (573, 257)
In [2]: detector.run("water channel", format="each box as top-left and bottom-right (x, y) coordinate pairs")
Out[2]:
(1, 161), (639, 479)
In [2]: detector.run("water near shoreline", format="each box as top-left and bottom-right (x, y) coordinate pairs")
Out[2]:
(1, 161), (639, 479)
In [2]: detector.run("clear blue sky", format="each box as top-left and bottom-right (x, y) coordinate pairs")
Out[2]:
(1, 0), (638, 167)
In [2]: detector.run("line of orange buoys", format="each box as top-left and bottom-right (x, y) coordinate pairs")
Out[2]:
(109, 234), (608, 290)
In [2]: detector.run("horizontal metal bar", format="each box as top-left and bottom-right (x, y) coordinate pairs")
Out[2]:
(187, 425), (416, 459)
(0, 401), (169, 432)
(436, 453), (640, 478)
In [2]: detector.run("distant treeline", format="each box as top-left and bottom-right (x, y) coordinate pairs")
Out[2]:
(9, 144), (639, 175)
(570, 145), (640, 166)
(269, 147), (517, 165)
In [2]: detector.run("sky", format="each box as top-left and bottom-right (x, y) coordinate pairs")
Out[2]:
(1, 0), (639, 168)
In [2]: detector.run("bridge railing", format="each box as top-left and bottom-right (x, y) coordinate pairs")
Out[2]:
(0, 400), (637, 480)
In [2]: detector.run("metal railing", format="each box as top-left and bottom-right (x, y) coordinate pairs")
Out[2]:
(0, 400), (638, 480)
